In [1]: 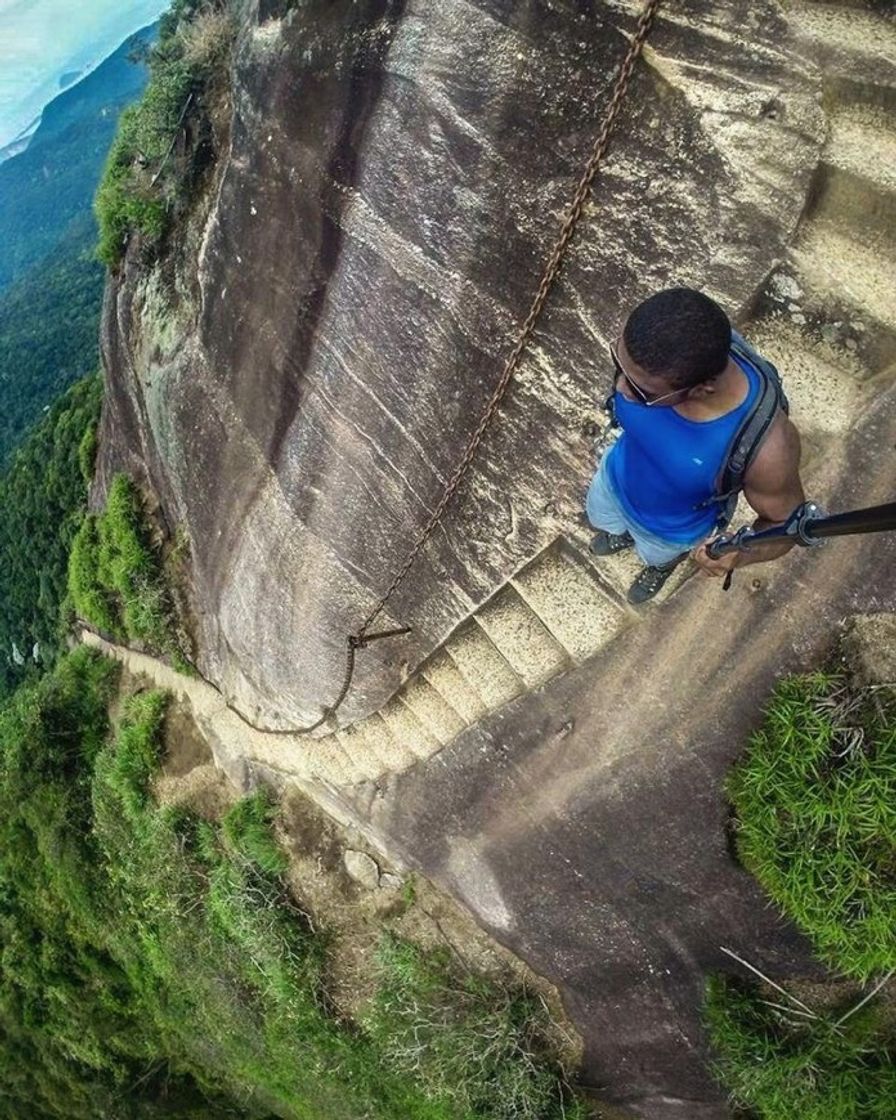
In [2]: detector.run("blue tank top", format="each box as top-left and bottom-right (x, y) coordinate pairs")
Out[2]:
(604, 354), (761, 542)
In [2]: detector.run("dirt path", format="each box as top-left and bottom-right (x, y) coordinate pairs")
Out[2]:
(79, 630), (370, 790)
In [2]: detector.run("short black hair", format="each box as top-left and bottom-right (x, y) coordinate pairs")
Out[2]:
(622, 288), (731, 388)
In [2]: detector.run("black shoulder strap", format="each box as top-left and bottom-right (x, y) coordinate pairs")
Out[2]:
(716, 369), (779, 493)
(697, 333), (788, 520)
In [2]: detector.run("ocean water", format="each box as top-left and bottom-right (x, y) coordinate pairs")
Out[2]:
(0, 0), (169, 148)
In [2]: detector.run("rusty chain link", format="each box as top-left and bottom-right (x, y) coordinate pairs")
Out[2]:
(297, 0), (663, 735)
(84, 2), (662, 740)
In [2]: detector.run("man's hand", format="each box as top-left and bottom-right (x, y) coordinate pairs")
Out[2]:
(691, 539), (739, 578)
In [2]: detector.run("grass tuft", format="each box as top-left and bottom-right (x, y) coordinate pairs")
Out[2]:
(706, 974), (896, 1120)
(221, 790), (290, 877)
(728, 672), (896, 981)
(711, 668), (896, 1118)
(364, 933), (589, 1120)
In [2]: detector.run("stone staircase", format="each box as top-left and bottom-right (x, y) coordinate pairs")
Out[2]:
(278, 1), (895, 788)
(85, 2), (896, 793)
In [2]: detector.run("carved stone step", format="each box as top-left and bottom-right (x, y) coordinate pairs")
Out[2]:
(421, 649), (488, 723)
(445, 622), (524, 709)
(757, 267), (894, 378)
(511, 545), (626, 662)
(307, 739), (367, 785)
(337, 715), (413, 775)
(823, 74), (896, 116)
(475, 586), (569, 689)
(332, 739), (374, 784)
(788, 4), (896, 90)
(399, 676), (467, 744)
(379, 696), (440, 760)
(335, 725), (389, 781)
(790, 219), (896, 336)
(819, 105), (896, 237)
(746, 318), (865, 442)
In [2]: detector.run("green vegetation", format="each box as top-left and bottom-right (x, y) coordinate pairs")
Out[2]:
(708, 669), (896, 1118)
(221, 789), (290, 876)
(68, 473), (186, 664)
(96, 0), (235, 266)
(365, 935), (586, 1120)
(0, 650), (221, 1117)
(706, 976), (895, 1120)
(0, 649), (585, 1119)
(0, 226), (105, 466)
(0, 26), (152, 464)
(726, 672), (896, 980)
(0, 374), (102, 696)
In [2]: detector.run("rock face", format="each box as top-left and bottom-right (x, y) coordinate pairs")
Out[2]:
(843, 612), (896, 687)
(95, 0), (825, 727)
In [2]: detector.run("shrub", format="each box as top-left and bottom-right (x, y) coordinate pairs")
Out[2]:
(0, 374), (103, 695)
(221, 790), (290, 876)
(364, 934), (589, 1120)
(727, 673), (896, 981)
(68, 513), (120, 635)
(77, 421), (99, 484)
(94, 102), (169, 267)
(95, 0), (235, 266)
(97, 688), (170, 830)
(67, 473), (187, 660)
(179, 6), (236, 71)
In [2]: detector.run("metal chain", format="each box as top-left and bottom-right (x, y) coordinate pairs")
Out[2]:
(290, 0), (661, 736)
(358, 0), (661, 642)
(87, 0), (655, 749)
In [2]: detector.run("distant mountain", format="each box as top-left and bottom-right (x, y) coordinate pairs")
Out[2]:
(59, 70), (85, 90)
(0, 21), (157, 293)
(0, 117), (42, 165)
(0, 20), (158, 466)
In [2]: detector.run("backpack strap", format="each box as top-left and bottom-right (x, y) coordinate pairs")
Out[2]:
(695, 331), (789, 526)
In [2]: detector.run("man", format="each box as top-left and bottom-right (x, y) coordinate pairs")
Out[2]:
(587, 287), (805, 604)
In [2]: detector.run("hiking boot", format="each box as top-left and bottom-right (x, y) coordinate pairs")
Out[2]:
(590, 529), (634, 557)
(626, 556), (686, 605)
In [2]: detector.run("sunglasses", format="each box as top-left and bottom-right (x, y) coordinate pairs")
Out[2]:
(609, 342), (687, 407)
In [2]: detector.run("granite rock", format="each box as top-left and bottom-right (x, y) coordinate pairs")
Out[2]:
(94, 0), (825, 727)
(343, 848), (381, 890)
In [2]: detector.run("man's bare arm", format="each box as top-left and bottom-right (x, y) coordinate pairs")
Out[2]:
(693, 414), (805, 577)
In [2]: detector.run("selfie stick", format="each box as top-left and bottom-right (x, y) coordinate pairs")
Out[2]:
(706, 500), (896, 559)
